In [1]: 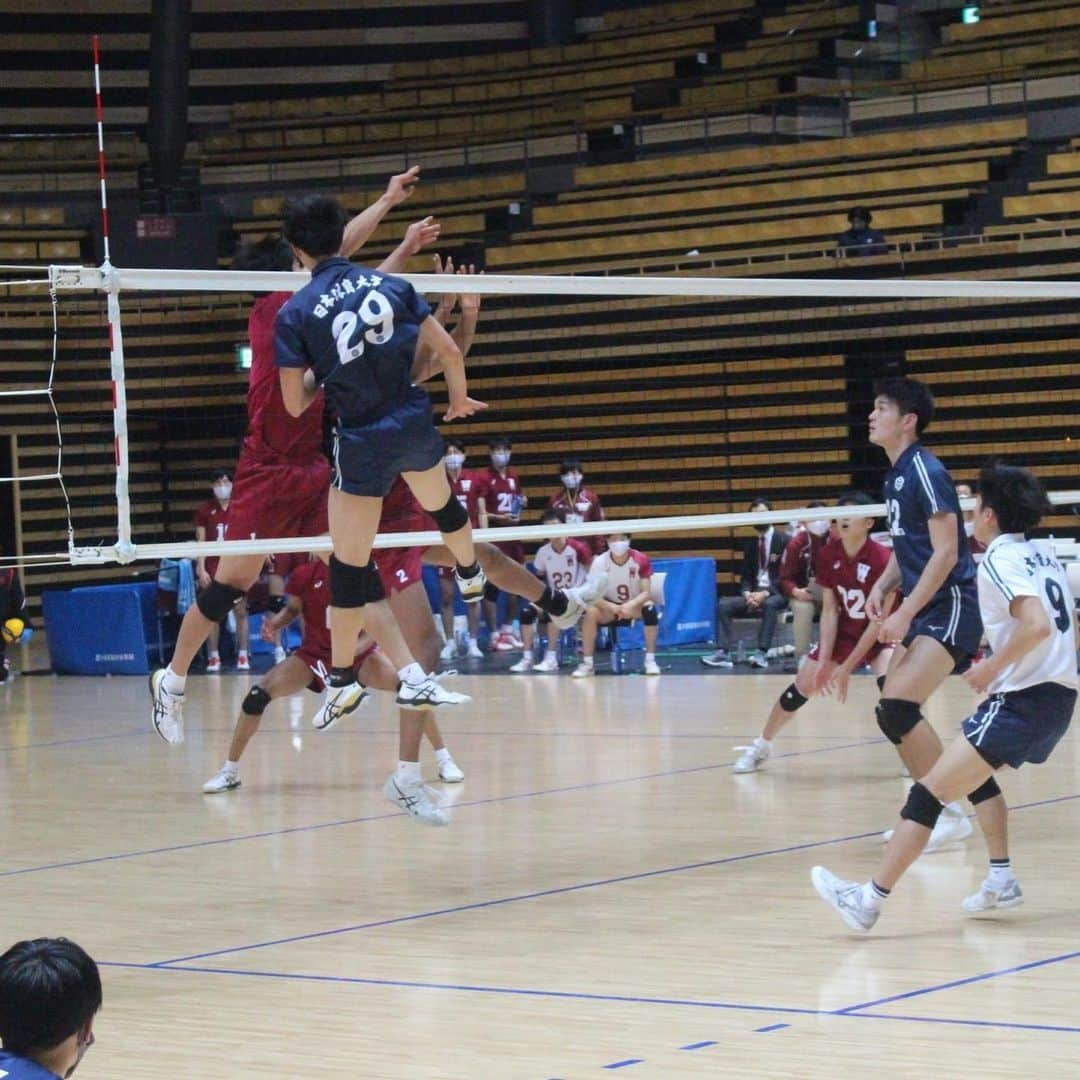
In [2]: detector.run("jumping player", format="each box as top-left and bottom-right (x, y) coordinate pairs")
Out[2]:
(149, 170), (434, 745)
(813, 462), (1078, 931)
(733, 493), (895, 773)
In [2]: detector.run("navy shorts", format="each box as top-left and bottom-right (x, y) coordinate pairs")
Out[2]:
(902, 583), (982, 672)
(332, 388), (444, 497)
(963, 682), (1077, 770)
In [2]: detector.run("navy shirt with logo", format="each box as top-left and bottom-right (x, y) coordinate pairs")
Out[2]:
(883, 442), (976, 602)
(0, 1049), (61, 1078)
(274, 257), (431, 426)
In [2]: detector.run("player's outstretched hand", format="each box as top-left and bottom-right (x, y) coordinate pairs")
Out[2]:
(402, 216), (440, 257)
(826, 667), (851, 704)
(386, 165), (420, 206)
(457, 263), (483, 319)
(444, 396), (488, 421)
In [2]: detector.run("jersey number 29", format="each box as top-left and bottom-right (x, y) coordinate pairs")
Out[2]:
(331, 291), (395, 365)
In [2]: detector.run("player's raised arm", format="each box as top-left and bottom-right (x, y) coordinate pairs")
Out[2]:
(339, 166), (421, 258)
(378, 216), (441, 275)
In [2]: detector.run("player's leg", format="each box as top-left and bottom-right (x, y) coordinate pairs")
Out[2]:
(268, 568), (287, 659)
(234, 595), (250, 670)
(734, 656), (831, 774)
(703, 595), (747, 666)
(642, 602), (660, 675)
(202, 656), (313, 793)
(533, 615), (560, 672)
(750, 592), (787, 667)
(207, 619), (222, 672)
(150, 552), (267, 745)
(791, 596), (816, 663)
(438, 571), (457, 661)
(573, 602), (616, 677)
(511, 604), (538, 672)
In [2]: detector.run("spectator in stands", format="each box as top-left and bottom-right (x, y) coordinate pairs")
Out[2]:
(439, 437), (484, 661)
(702, 498), (790, 669)
(573, 531), (660, 677)
(477, 436), (528, 651)
(779, 501), (830, 673)
(194, 470), (251, 672)
(837, 206), (887, 257)
(0, 937), (101, 1079)
(547, 458), (606, 553)
(0, 561), (26, 684)
(956, 481), (987, 561)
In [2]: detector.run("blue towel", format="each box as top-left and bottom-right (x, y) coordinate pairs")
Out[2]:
(177, 558), (196, 614)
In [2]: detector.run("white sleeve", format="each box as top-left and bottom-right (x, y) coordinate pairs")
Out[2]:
(588, 553), (608, 581)
(982, 546), (1038, 603)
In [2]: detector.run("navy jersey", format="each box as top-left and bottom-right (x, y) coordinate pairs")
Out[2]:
(0, 1049), (61, 1078)
(274, 257), (431, 425)
(883, 442), (976, 601)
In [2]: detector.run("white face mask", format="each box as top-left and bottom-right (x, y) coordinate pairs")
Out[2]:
(445, 454), (465, 471)
(492, 451), (510, 468)
(807, 519), (830, 537)
(561, 473), (582, 490)
(214, 483), (232, 501)
(608, 539), (630, 557)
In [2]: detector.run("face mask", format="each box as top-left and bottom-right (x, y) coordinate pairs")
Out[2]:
(445, 454), (465, 470)
(609, 540), (630, 557)
(492, 451), (510, 468)
(807, 520), (830, 537)
(561, 473), (582, 490)
(214, 483), (232, 501)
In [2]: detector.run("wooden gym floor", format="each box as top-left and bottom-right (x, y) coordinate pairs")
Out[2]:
(1, 666), (1078, 1078)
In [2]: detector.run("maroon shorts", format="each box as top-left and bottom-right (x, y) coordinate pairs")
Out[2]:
(377, 544), (425, 595)
(225, 452), (330, 545)
(809, 634), (884, 667)
(295, 641), (379, 693)
(270, 552), (309, 578)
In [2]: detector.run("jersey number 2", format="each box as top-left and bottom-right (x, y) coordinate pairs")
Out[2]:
(331, 291), (395, 365)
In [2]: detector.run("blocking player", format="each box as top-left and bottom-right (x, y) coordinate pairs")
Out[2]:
(149, 170), (440, 745)
(438, 441), (484, 661)
(511, 508), (593, 674)
(276, 193), (487, 731)
(813, 462), (1078, 931)
(573, 532), (660, 677)
(194, 469), (250, 672)
(477, 435), (528, 651)
(734, 493), (896, 773)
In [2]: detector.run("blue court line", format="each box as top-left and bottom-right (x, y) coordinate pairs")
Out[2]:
(0, 737), (880, 879)
(848, 1012), (1080, 1035)
(152, 826), (885, 966)
(680, 1041), (717, 1050)
(755, 1023), (790, 1033)
(603, 1060), (644, 1069)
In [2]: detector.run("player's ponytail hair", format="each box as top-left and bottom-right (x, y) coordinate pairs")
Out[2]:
(976, 460), (1051, 536)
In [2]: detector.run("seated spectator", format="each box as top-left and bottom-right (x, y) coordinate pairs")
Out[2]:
(0, 560), (27, 683)
(955, 481), (987, 561)
(511, 508), (593, 674)
(573, 532), (660, 677)
(779, 501), (830, 672)
(547, 458), (606, 553)
(0, 937), (102, 1079)
(702, 498), (790, 669)
(837, 206), (887, 257)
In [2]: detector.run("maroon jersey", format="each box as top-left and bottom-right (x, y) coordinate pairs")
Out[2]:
(287, 558), (332, 657)
(449, 469), (482, 526)
(477, 466), (524, 524)
(779, 529), (827, 595)
(814, 536), (892, 661)
(548, 485), (605, 553)
(244, 292), (325, 465)
(194, 499), (228, 543)
(380, 475), (427, 532)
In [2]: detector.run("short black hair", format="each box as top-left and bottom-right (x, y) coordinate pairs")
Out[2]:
(445, 437), (466, 454)
(848, 206), (872, 224)
(282, 194), (347, 260)
(838, 489), (879, 529)
(0, 938), (102, 1056)
(232, 236), (293, 273)
(559, 458), (582, 474)
(489, 436), (512, 450)
(873, 376), (935, 434)
(541, 507), (564, 524)
(212, 469), (231, 483)
(977, 461), (1050, 535)
(748, 496), (771, 511)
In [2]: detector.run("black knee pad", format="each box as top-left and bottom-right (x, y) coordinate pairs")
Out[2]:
(241, 685), (273, 716)
(900, 781), (945, 830)
(969, 776), (1002, 805)
(876, 698), (923, 745)
(267, 594), (288, 614)
(876, 674), (886, 692)
(329, 554), (385, 609)
(779, 682), (809, 713)
(430, 492), (469, 533)
(483, 581), (499, 603)
(641, 602), (659, 626)
(197, 580), (245, 622)
(519, 605), (537, 626)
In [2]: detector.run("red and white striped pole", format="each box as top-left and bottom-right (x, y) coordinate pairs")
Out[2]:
(93, 34), (134, 560)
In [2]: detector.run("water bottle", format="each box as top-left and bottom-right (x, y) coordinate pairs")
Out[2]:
(510, 494), (524, 521)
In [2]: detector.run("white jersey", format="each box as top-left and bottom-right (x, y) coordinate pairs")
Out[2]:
(533, 539), (590, 590)
(588, 548), (653, 604)
(978, 533), (1078, 694)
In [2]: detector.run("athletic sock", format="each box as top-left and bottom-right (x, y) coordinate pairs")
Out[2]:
(581, 656), (594, 669)
(457, 561), (480, 579)
(988, 858), (1013, 888)
(397, 662), (427, 686)
(224, 759), (239, 773)
(396, 760), (422, 783)
(162, 665), (186, 695)
(944, 800), (966, 819)
(863, 880), (890, 910)
(645, 652), (656, 664)
(434, 747), (452, 766)
(328, 665), (354, 688)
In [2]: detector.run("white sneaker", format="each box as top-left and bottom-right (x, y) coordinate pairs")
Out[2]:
(455, 564), (487, 604)
(571, 662), (594, 678)
(882, 805), (974, 852)
(236, 652), (250, 672)
(701, 649), (733, 668)
(493, 631), (516, 652)
(149, 669), (185, 745)
(396, 676), (471, 710)
(312, 681), (370, 731)
(733, 737), (771, 774)
(534, 653), (559, 673)
(506, 630), (524, 648)
(747, 650), (769, 669)
(439, 638), (458, 662)
(551, 573), (609, 630)
(962, 876), (1024, 914)
(202, 766), (240, 794)
(383, 773), (449, 826)
(466, 638), (484, 660)
(438, 756), (465, 783)
(509, 655), (533, 673)
(273, 645), (287, 664)
(811, 867), (879, 932)
(206, 655), (221, 674)
(644, 657), (661, 676)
